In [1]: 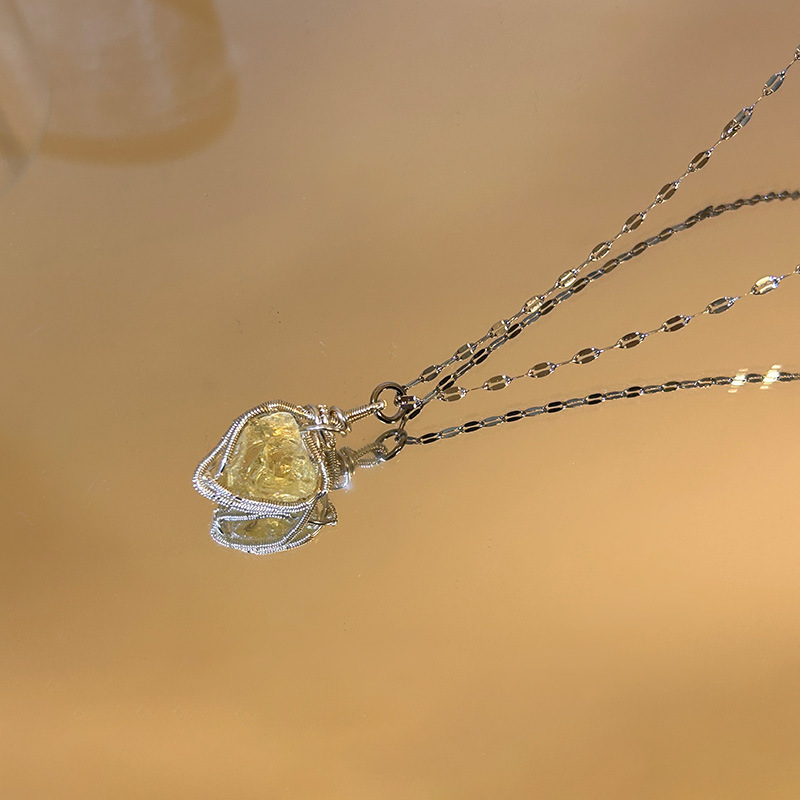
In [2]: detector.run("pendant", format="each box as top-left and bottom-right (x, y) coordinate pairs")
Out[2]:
(193, 399), (398, 554)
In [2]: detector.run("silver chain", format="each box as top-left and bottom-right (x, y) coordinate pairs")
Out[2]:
(407, 371), (800, 447)
(422, 192), (799, 407)
(443, 212), (800, 401)
(369, 44), (800, 448)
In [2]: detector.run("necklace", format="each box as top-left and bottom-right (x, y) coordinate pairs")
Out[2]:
(194, 45), (800, 555)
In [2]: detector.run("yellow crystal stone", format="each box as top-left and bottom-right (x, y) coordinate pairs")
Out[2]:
(211, 497), (336, 551)
(215, 513), (312, 547)
(220, 411), (320, 503)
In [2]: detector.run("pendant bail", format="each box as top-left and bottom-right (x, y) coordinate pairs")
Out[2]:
(370, 381), (406, 423)
(370, 381), (422, 423)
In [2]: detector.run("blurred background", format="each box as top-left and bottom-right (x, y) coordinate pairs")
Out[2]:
(2, 1), (800, 797)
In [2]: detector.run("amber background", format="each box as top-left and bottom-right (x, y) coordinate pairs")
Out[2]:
(3, 2), (800, 797)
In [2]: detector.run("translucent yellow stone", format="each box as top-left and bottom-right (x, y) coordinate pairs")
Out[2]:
(220, 411), (320, 503)
(211, 497), (336, 551)
(215, 514), (313, 547)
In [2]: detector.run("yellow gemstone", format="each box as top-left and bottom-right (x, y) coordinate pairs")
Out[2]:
(212, 498), (336, 551)
(215, 513), (315, 548)
(220, 411), (320, 503)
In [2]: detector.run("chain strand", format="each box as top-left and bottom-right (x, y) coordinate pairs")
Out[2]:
(406, 370), (800, 446)
(440, 258), (800, 401)
(400, 45), (799, 399)
(372, 45), (800, 455)
(407, 190), (799, 411)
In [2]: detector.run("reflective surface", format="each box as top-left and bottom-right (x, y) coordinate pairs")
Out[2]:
(3, 2), (800, 797)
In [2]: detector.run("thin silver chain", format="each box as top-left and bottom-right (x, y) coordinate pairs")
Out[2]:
(445, 223), (800, 401)
(406, 370), (800, 447)
(401, 46), (798, 396)
(422, 191), (799, 408)
(370, 44), (800, 445)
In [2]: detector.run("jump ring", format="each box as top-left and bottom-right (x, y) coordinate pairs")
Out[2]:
(375, 428), (408, 460)
(370, 381), (407, 424)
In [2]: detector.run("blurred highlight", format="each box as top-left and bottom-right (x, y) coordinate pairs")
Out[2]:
(0, 0), (49, 193)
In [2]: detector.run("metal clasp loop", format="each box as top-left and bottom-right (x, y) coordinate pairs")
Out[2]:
(375, 428), (408, 461)
(370, 381), (408, 424)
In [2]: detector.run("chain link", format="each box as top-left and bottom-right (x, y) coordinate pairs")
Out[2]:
(414, 191), (798, 409)
(406, 371), (800, 446)
(398, 43), (798, 398)
(439, 253), (800, 401)
(370, 44), (800, 453)
(405, 48), (800, 394)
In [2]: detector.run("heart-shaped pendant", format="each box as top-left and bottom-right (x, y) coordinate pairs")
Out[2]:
(193, 399), (388, 553)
